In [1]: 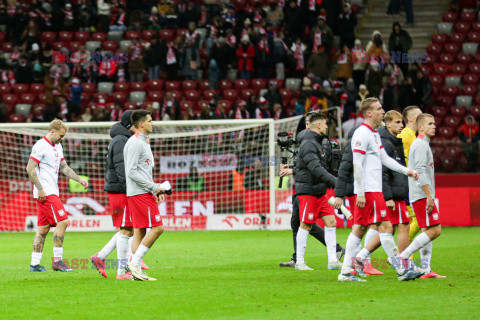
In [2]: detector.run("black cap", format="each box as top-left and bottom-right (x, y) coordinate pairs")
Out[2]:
(121, 110), (134, 129)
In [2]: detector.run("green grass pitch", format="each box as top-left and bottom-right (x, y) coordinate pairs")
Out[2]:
(0, 227), (479, 319)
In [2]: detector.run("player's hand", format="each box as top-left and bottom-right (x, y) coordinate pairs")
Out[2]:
(407, 170), (419, 180)
(426, 196), (434, 214)
(155, 185), (165, 195)
(356, 195), (366, 209)
(79, 178), (89, 190)
(280, 164), (289, 170)
(279, 168), (293, 177)
(334, 197), (343, 209)
(386, 199), (395, 210)
(155, 194), (165, 204)
(38, 189), (46, 203)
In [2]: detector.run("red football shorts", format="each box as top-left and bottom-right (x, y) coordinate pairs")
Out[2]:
(353, 192), (388, 226)
(108, 193), (132, 228)
(298, 194), (334, 224)
(412, 198), (440, 229)
(127, 193), (163, 229)
(36, 195), (68, 227)
(387, 200), (410, 225)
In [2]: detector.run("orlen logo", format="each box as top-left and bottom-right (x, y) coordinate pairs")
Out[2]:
(222, 215), (239, 228)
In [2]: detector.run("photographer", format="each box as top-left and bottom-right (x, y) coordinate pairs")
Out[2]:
(279, 112), (344, 269)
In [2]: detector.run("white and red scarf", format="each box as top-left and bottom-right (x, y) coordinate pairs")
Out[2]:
(293, 43), (305, 70)
(313, 32), (322, 51)
(258, 39), (269, 54)
(166, 46), (177, 65)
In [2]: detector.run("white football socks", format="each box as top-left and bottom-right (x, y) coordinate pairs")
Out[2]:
(379, 233), (402, 272)
(31, 252), (42, 266)
(324, 227), (337, 262)
(400, 232), (432, 260)
(356, 248), (371, 261)
(295, 227), (309, 265)
(127, 236), (133, 260)
(364, 228), (378, 263)
(117, 234), (130, 275)
(131, 244), (149, 267)
(341, 233), (362, 274)
(53, 247), (63, 262)
(98, 232), (119, 260)
(420, 241), (433, 273)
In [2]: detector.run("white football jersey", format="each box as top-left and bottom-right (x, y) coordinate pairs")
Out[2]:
(29, 137), (65, 198)
(351, 123), (384, 194)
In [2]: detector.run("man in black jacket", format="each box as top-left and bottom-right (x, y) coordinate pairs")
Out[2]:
(294, 112), (342, 270)
(279, 113), (344, 268)
(91, 110), (144, 280)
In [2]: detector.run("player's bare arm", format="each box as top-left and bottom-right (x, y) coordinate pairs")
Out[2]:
(60, 160), (89, 189)
(26, 159), (45, 203)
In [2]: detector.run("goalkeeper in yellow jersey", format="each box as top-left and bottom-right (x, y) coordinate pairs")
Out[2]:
(398, 106), (422, 242)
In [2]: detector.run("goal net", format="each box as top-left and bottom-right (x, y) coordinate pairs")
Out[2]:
(0, 117), (303, 231)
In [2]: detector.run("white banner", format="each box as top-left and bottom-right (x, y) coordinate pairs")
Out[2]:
(25, 215), (116, 232)
(206, 214), (292, 230)
(160, 154), (238, 173)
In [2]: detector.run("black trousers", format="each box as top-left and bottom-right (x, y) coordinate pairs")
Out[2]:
(290, 194), (343, 261)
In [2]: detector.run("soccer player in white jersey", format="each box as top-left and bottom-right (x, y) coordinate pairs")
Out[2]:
(27, 119), (88, 272)
(399, 114), (446, 279)
(338, 98), (421, 282)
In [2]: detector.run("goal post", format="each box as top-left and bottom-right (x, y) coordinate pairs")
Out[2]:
(0, 117), (305, 231)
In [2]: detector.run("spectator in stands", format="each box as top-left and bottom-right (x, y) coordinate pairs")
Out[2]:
(314, 16), (334, 54)
(403, 0), (414, 27)
(0, 5), (8, 31)
(44, 69), (65, 106)
(27, 105), (45, 123)
(57, 94), (81, 122)
(366, 61), (383, 98)
(98, 55), (117, 82)
(237, 35), (255, 80)
(397, 77), (416, 108)
(284, 1), (304, 43)
(255, 97), (272, 119)
(229, 160), (247, 191)
(43, 102), (62, 122)
(388, 22), (412, 76)
(110, 101), (124, 122)
(70, 78), (83, 110)
(263, 81), (283, 109)
(256, 33), (272, 79)
(247, 94), (259, 117)
(272, 32), (288, 80)
(291, 37), (307, 78)
(199, 104), (212, 120)
(146, 102), (161, 121)
(336, 45), (353, 83)
(109, 6), (126, 32)
(244, 157), (266, 190)
(366, 30), (389, 63)
(183, 106), (198, 120)
(307, 45), (329, 81)
(459, 115), (480, 172)
(0, 98), (7, 122)
(273, 103), (288, 120)
(63, 3), (75, 31)
(78, 4), (94, 31)
(412, 69), (433, 108)
(387, 0), (401, 15)
(267, 3), (284, 26)
(15, 55), (32, 84)
(128, 52), (145, 82)
(40, 44), (53, 73)
(379, 77), (394, 111)
(176, 166), (206, 192)
(358, 84), (370, 102)
(20, 20), (41, 50)
(230, 100), (250, 119)
(79, 106), (93, 122)
(179, 2), (198, 29)
(7, 6), (27, 46)
(145, 37), (162, 80)
(97, 0), (111, 32)
(207, 58), (222, 90)
(162, 92), (181, 120)
(180, 37), (200, 80)
(212, 102), (227, 120)
(163, 40), (180, 80)
(342, 111), (364, 136)
(337, 3), (357, 49)
(352, 39), (367, 89)
(210, 37), (233, 79)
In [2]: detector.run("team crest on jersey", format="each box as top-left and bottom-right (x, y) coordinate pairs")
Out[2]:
(355, 141), (361, 147)
(381, 210), (387, 217)
(53, 149), (59, 157)
(308, 213), (314, 220)
(155, 214), (161, 222)
(432, 213), (439, 220)
(58, 209), (65, 216)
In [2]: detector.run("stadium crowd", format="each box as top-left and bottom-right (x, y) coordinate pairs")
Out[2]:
(0, 0), (433, 136)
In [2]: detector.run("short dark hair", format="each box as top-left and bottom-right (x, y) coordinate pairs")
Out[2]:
(308, 112), (327, 124)
(402, 105), (420, 124)
(131, 110), (152, 128)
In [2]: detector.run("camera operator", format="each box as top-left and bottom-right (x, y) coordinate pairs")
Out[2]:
(278, 112), (345, 270)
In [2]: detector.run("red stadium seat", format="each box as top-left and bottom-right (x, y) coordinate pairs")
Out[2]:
(463, 74), (479, 85)
(83, 83), (96, 93)
(37, 93), (47, 104)
(141, 30), (158, 41)
(41, 31), (56, 44)
(427, 44), (442, 55)
(420, 64), (433, 75)
(74, 31), (90, 43)
(454, 22), (471, 34)
(20, 93), (36, 104)
(469, 63), (480, 74)
(438, 126), (455, 139)
(0, 83), (11, 94)
(234, 79), (250, 90)
(439, 54), (455, 64)
(52, 42), (66, 51)
(170, 90), (182, 100)
(176, 29), (188, 39)
(180, 100), (195, 113)
(159, 29), (175, 41)
(473, 22), (480, 32)
(431, 33), (448, 45)
(444, 43), (461, 54)
(199, 80), (211, 91)
(442, 85), (460, 96)
(131, 81), (147, 91)
(280, 88), (294, 105)
(436, 95), (454, 106)
(430, 74), (444, 86)
(124, 102), (138, 110)
(93, 92), (110, 102)
(0, 32), (4, 43)
(451, 64), (467, 75)
(251, 78), (267, 93)
(456, 53), (472, 64)
(470, 105), (480, 117)
(92, 32), (107, 42)
(219, 79), (233, 90)
(450, 105), (467, 117)
(460, 11), (476, 23)
(9, 114), (25, 123)
(148, 91), (163, 101)
(182, 80), (198, 91)
(218, 100), (232, 114)
(125, 31), (140, 40)
(269, 78), (285, 88)
(432, 106), (448, 118)
(440, 157), (455, 172)
(449, 32), (466, 43)
(445, 116), (462, 127)
(223, 89), (238, 102)
(460, 0), (476, 8)
(240, 89), (255, 101)
(147, 79), (164, 91)
(58, 31), (73, 42)
(433, 116), (444, 127)
(184, 90), (200, 102)
(102, 41), (119, 52)
(12, 84), (29, 94)
(69, 41), (81, 51)
(462, 84), (477, 96)
(442, 11), (458, 22)
(203, 89), (218, 100)
(113, 82), (130, 92)
(165, 81), (181, 91)
(111, 92), (127, 104)
(467, 32), (480, 43)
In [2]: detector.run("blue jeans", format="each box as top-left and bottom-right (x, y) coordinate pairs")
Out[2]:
(149, 65), (160, 80)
